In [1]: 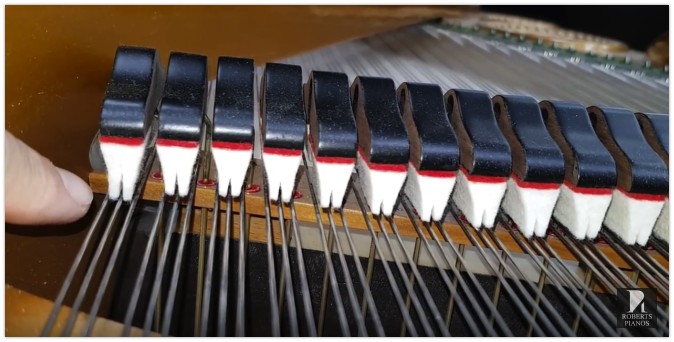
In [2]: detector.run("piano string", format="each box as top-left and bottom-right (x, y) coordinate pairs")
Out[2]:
(42, 24), (669, 337)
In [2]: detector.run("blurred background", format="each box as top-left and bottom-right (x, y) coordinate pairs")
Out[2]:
(486, 5), (668, 52)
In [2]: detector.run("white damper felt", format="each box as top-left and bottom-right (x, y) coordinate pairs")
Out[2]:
(157, 145), (199, 197)
(263, 151), (302, 203)
(404, 164), (456, 222)
(356, 154), (407, 217)
(653, 198), (669, 243)
(552, 183), (612, 240)
(212, 147), (252, 198)
(305, 138), (356, 208)
(313, 161), (355, 208)
(501, 178), (561, 238)
(100, 141), (147, 202)
(603, 189), (665, 246)
(451, 169), (507, 229)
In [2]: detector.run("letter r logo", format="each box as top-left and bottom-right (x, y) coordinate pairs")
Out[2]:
(626, 290), (646, 313)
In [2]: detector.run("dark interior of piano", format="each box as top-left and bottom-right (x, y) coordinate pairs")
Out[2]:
(5, 5), (670, 337)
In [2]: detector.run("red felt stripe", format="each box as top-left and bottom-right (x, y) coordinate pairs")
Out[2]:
(563, 180), (613, 195)
(358, 147), (406, 173)
(511, 173), (561, 190)
(309, 137), (354, 165)
(617, 187), (667, 202)
(99, 136), (144, 146)
(418, 170), (457, 178)
(212, 141), (253, 150)
(460, 167), (507, 183)
(156, 139), (199, 148)
(263, 147), (302, 157)
(412, 164), (456, 179)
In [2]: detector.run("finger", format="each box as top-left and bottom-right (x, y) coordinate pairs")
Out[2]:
(5, 131), (93, 225)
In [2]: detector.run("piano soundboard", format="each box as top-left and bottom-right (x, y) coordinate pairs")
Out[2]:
(50, 22), (668, 337)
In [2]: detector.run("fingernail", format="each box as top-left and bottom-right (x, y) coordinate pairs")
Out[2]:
(57, 168), (94, 207)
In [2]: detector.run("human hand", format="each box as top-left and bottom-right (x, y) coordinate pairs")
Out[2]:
(5, 131), (93, 225)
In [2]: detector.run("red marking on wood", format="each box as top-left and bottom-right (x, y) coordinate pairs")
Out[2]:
(549, 227), (567, 238)
(245, 184), (261, 194)
(198, 179), (215, 187)
(151, 172), (163, 181)
(293, 191), (303, 199)
(458, 213), (469, 225)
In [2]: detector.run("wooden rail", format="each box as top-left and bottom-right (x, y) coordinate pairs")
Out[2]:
(88, 160), (669, 271)
(5, 284), (159, 337)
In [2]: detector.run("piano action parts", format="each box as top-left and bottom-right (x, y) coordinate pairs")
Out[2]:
(398, 82), (460, 223)
(446, 89), (512, 229)
(95, 48), (670, 248)
(539, 101), (617, 240)
(155, 52), (209, 197)
(211, 56), (256, 198)
(636, 112), (670, 243)
(35, 15), (672, 338)
(98, 46), (165, 202)
(304, 70), (358, 209)
(494, 95), (565, 238)
(589, 106), (669, 246)
(351, 76), (410, 217)
(259, 62), (306, 203)
(636, 112), (670, 169)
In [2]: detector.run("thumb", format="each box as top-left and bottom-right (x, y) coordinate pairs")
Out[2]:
(5, 131), (93, 225)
